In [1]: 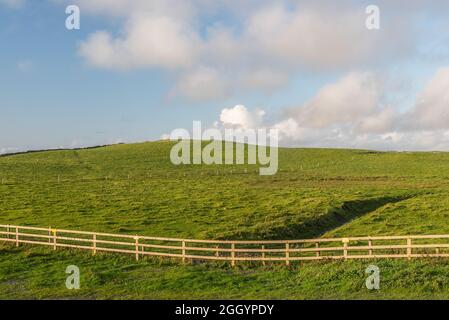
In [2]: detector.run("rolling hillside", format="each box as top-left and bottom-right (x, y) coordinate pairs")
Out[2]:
(1, 141), (449, 299)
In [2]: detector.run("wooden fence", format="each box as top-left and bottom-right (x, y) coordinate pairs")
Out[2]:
(2, 224), (449, 266)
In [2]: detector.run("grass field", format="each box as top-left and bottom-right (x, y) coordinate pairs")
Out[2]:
(2, 141), (449, 299)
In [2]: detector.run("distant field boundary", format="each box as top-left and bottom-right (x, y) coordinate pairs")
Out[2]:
(2, 224), (449, 266)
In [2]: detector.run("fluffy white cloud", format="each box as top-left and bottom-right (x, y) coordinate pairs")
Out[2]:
(219, 105), (265, 129)
(273, 118), (305, 141)
(75, 0), (415, 101)
(79, 13), (198, 70)
(241, 69), (289, 91)
(356, 108), (396, 134)
(69, 0), (196, 19)
(175, 67), (228, 101)
(54, 0), (449, 150)
(288, 72), (394, 133)
(243, 3), (406, 69)
(403, 67), (449, 130)
(212, 66), (449, 151)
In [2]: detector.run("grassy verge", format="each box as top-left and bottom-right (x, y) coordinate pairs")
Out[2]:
(2, 244), (449, 299)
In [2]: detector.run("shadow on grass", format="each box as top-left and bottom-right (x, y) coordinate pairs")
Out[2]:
(310, 195), (414, 238)
(247, 194), (415, 240)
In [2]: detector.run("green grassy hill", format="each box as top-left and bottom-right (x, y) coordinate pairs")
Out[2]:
(2, 141), (449, 299)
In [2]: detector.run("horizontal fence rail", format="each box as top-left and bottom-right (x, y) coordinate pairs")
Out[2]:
(2, 224), (449, 266)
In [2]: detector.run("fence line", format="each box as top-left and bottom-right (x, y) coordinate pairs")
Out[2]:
(2, 224), (449, 266)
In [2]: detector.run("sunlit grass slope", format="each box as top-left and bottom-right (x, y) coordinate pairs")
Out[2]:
(2, 141), (449, 299)
(2, 141), (449, 240)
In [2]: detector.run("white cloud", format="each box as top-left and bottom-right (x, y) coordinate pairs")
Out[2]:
(219, 105), (265, 129)
(243, 3), (396, 69)
(160, 133), (170, 140)
(75, 1), (415, 101)
(210, 66), (449, 151)
(356, 108), (396, 134)
(68, 0), (196, 19)
(175, 67), (228, 102)
(273, 118), (305, 141)
(79, 13), (198, 70)
(53, 0), (449, 150)
(241, 68), (289, 91)
(402, 67), (449, 130)
(289, 72), (394, 133)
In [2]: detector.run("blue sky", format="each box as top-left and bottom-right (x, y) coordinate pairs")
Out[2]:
(2, 0), (449, 152)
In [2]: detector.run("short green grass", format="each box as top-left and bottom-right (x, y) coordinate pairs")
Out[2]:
(2, 141), (449, 299)
(2, 245), (449, 300)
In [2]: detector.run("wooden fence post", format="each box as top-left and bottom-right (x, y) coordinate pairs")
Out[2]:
(285, 242), (290, 266)
(53, 229), (57, 250)
(231, 243), (236, 267)
(315, 242), (320, 257)
(135, 236), (139, 261)
(15, 227), (19, 247)
(368, 238), (373, 257)
(262, 245), (266, 266)
(6, 225), (9, 239)
(343, 238), (349, 260)
(93, 234), (97, 255)
(182, 241), (186, 264)
(407, 237), (412, 260)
